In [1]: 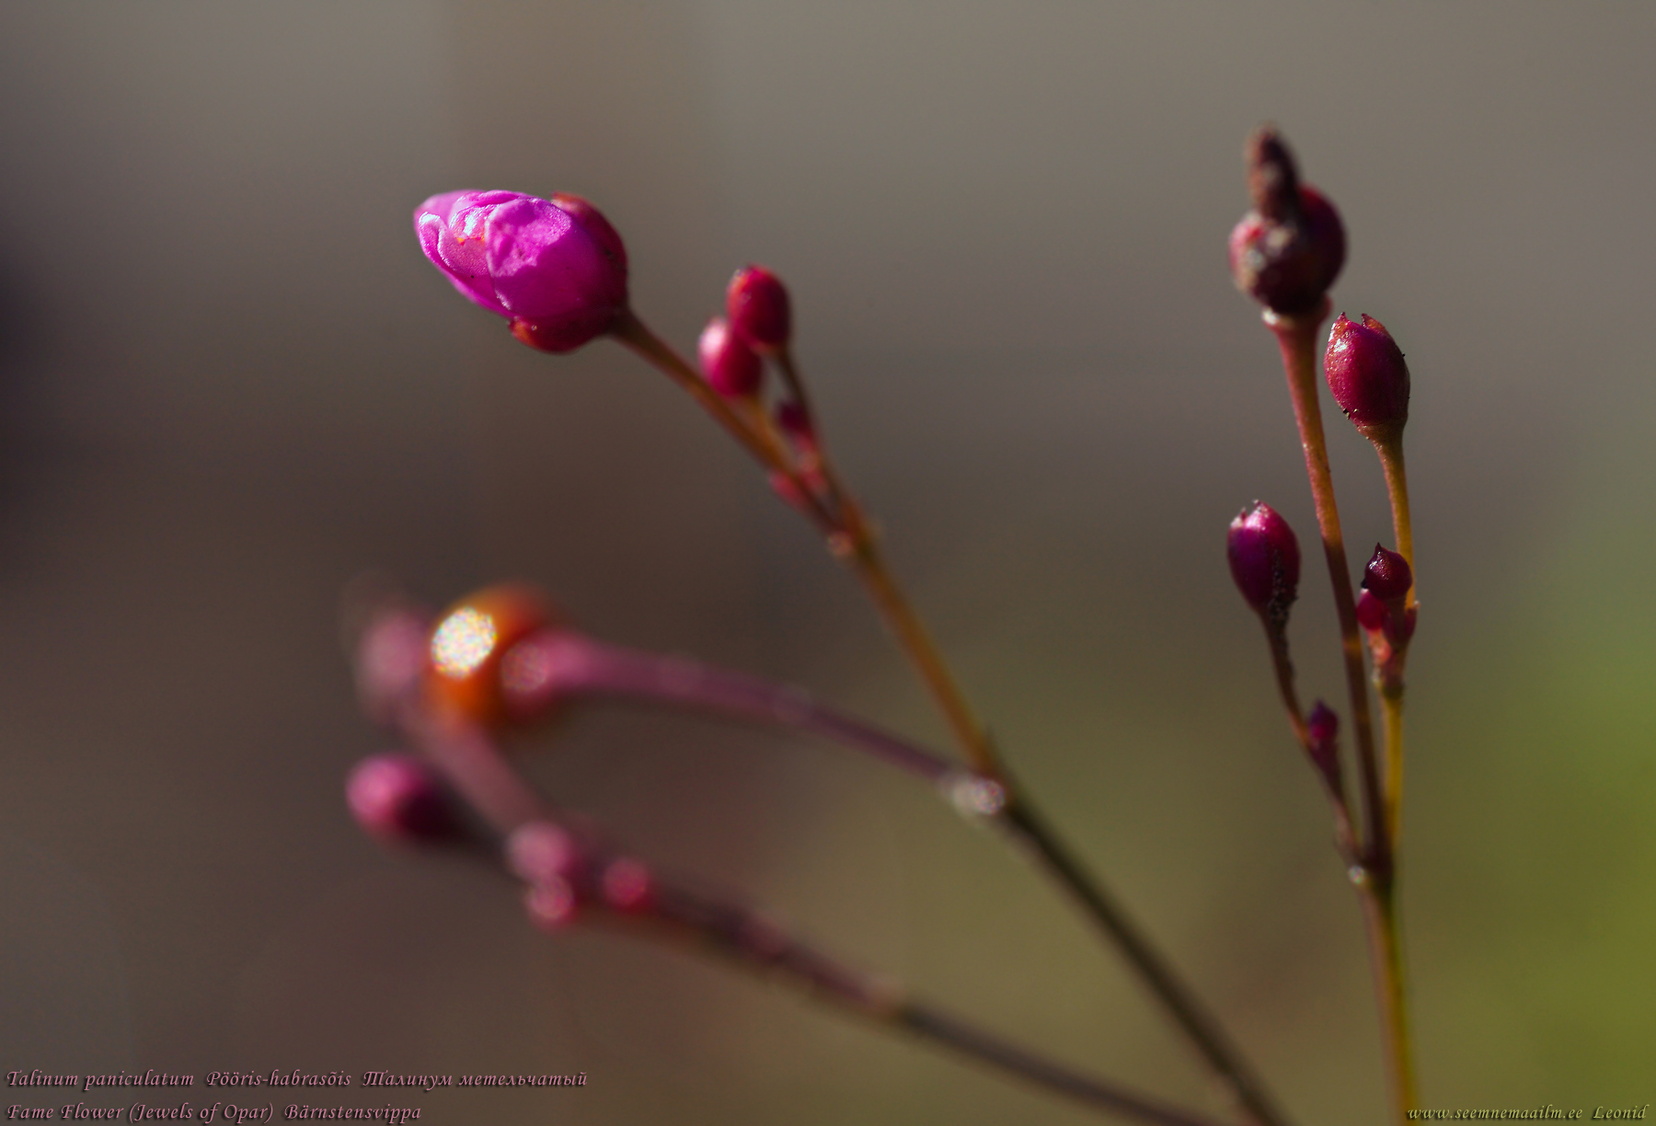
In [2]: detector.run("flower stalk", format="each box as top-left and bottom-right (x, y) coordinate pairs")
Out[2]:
(1267, 305), (1416, 1122)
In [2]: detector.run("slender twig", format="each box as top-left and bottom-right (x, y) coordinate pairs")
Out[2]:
(1262, 624), (1310, 749)
(610, 309), (840, 535)
(614, 317), (1290, 1125)
(509, 630), (959, 784)
(1373, 436), (1414, 847)
(792, 382), (1291, 1126)
(996, 793), (1290, 1126)
(396, 702), (1234, 1126)
(1263, 303), (1416, 1120)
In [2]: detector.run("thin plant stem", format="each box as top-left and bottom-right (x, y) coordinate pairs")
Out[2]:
(1263, 623), (1309, 748)
(1264, 303), (1416, 1121)
(515, 631), (960, 784)
(610, 309), (840, 535)
(1359, 886), (1419, 1118)
(603, 892), (1234, 1126)
(613, 327), (1291, 1125)
(768, 358), (1292, 1126)
(401, 704), (1232, 1126)
(997, 794), (1291, 1126)
(1265, 304), (1383, 861)
(1375, 439), (1415, 599)
(1374, 435), (1414, 847)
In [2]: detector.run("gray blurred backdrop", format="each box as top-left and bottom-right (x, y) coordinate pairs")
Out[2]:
(2, 2), (1653, 1123)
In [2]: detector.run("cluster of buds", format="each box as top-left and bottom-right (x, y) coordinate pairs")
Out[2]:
(1357, 545), (1416, 692)
(363, 132), (1435, 1122)
(1225, 128), (1420, 875)
(505, 819), (655, 932)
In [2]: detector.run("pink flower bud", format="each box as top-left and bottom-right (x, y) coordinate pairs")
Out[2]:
(346, 753), (461, 845)
(1362, 544), (1413, 601)
(697, 316), (764, 399)
(524, 880), (579, 932)
(599, 858), (654, 913)
(1228, 128), (1345, 316)
(414, 189), (628, 353)
(726, 265), (791, 352)
(1325, 314), (1410, 440)
(775, 400), (817, 450)
(505, 820), (585, 888)
(1305, 701), (1343, 793)
(354, 608), (430, 724)
(1227, 501), (1301, 626)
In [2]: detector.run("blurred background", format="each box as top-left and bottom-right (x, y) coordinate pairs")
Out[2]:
(2, 2), (1653, 1122)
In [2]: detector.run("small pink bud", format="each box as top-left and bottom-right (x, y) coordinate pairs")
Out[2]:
(726, 265), (791, 352)
(1228, 128), (1345, 316)
(414, 189), (628, 353)
(775, 400), (817, 450)
(524, 879), (579, 932)
(505, 820), (586, 888)
(354, 608), (430, 724)
(346, 754), (460, 845)
(1325, 314), (1410, 440)
(599, 858), (654, 913)
(1305, 701), (1343, 792)
(697, 316), (765, 399)
(1362, 545), (1413, 601)
(1227, 501), (1301, 626)
(768, 470), (811, 514)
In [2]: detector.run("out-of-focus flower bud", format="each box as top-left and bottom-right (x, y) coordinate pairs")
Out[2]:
(726, 265), (791, 353)
(599, 858), (654, 913)
(414, 190), (628, 353)
(1228, 128), (1345, 316)
(1227, 500), (1301, 627)
(1325, 314), (1410, 441)
(524, 880), (579, 932)
(1305, 701), (1342, 792)
(427, 584), (555, 726)
(698, 316), (765, 400)
(353, 608), (430, 724)
(505, 820), (585, 887)
(346, 753), (461, 845)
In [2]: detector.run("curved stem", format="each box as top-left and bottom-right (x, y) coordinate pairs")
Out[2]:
(514, 631), (960, 784)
